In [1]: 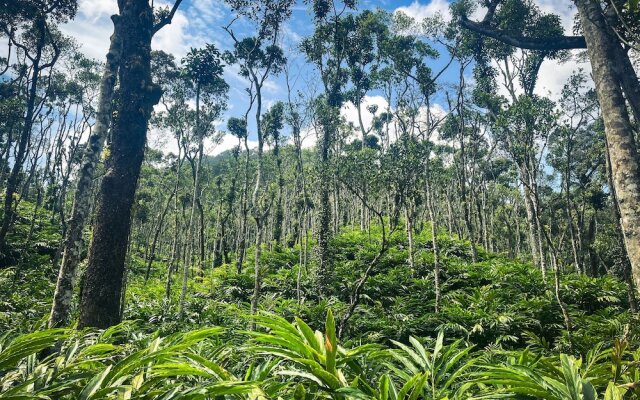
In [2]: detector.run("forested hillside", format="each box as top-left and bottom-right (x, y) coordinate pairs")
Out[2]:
(0, 0), (639, 398)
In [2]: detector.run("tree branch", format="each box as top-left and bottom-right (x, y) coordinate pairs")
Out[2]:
(152, 0), (184, 35)
(459, 16), (587, 50)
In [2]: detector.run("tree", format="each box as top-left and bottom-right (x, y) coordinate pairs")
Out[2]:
(301, 0), (357, 297)
(0, 0), (77, 253)
(263, 102), (286, 245)
(77, 0), (182, 329)
(49, 14), (122, 328)
(178, 44), (228, 318)
(547, 71), (601, 276)
(458, 0), (640, 294)
(224, 0), (293, 323)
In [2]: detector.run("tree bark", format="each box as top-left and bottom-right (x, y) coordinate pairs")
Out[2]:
(236, 134), (250, 274)
(315, 106), (335, 297)
(575, 0), (640, 293)
(78, 0), (161, 329)
(49, 16), (122, 328)
(426, 177), (441, 314)
(459, 16), (587, 50)
(180, 138), (203, 317)
(250, 82), (266, 328)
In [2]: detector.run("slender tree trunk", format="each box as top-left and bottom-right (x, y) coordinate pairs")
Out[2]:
(586, 214), (599, 277)
(144, 188), (174, 282)
(250, 218), (263, 328)
(166, 217), (181, 301)
(0, 19), (46, 251)
(165, 137), (183, 300)
(564, 152), (581, 274)
(250, 83), (265, 328)
(236, 136), (250, 274)
(197, 178), (205, 276)
(179, 147), (203, 317)
(426, 177), (441, 314)
(315, 105), (334, 297)
(522, 175), (545, 278)
(273, 137), (284, 245)
(405, 204), (415, 271)
(78, 0), (161, 329)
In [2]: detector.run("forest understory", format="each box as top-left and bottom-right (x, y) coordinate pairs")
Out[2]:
(1, 202), (639, 399)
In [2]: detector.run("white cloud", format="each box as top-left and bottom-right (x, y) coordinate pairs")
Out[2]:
(301, 130), (318, 149)
(282, 24), (303, 46)
(262, 79), (282, 95)
(492, 50), (590, 102)
(394, 0), (451, 23)
(341, 95), (389, 136)
(147, 129), (258, 157)
(60, 0), (115, 60)
(78, 0), (118, 19)
(152, 10), (190, 59)
(535, 58), (591, 100)
(207, 133), (258, 156)
(61, 19), (112, 60)
(536, 0), (577, 34)
(60, 1), (202, 62)
(188, 0), (226, 32)
(339, 95), (449, 145)
(147, 126), (176, 155)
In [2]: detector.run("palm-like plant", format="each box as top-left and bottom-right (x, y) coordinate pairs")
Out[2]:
(470, 341), (638, 399)
(247, 310), (431, 399)
(472, 353), (598, 400)
(384, 331), (477, 399)
(247, 310), (372, 397)
(0, 325), (256, 399)
(0, 313), (636, 399)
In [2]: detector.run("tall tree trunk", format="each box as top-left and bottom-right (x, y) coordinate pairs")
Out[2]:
(575, 0), (640, 293)
(426, 176), (441, 314)
(236, 135), (250, 274)
(564, 147), (581, 274)
(49, 17), (122, 327)
(604, 122), (639, 311)
(315, 104), (335, 297)
(250, 83), (265, 328)
(179, 146), (203, 317)
(165, 135), (183, 300)
(197, 195), (205, 275)
(273, 140), (284, 246)
(78, 0), (161, 329)
(522, 173), (545, 278)
(405, 203), (415, 271)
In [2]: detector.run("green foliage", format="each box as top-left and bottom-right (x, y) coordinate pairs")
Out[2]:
(0, 324), (257, 399)
(0, 311), (637, 399)
(470, 339), (640, 399)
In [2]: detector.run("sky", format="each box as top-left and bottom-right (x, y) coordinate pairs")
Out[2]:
(57, 0), (590, 156)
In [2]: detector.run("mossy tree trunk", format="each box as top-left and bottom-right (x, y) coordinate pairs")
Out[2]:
(78, 0), (161, 329)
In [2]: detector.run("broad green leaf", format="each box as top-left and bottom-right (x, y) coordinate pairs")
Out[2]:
(78, 365), (112, 400)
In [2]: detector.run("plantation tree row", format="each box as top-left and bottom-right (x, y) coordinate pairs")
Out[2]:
(0, 0), (638, 330)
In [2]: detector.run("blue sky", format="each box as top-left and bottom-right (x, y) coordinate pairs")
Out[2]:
(59, 0), (587, 155)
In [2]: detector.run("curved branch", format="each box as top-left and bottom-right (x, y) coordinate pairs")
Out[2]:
(152, 0), (184, 35)
(459, 16), (587, 50)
